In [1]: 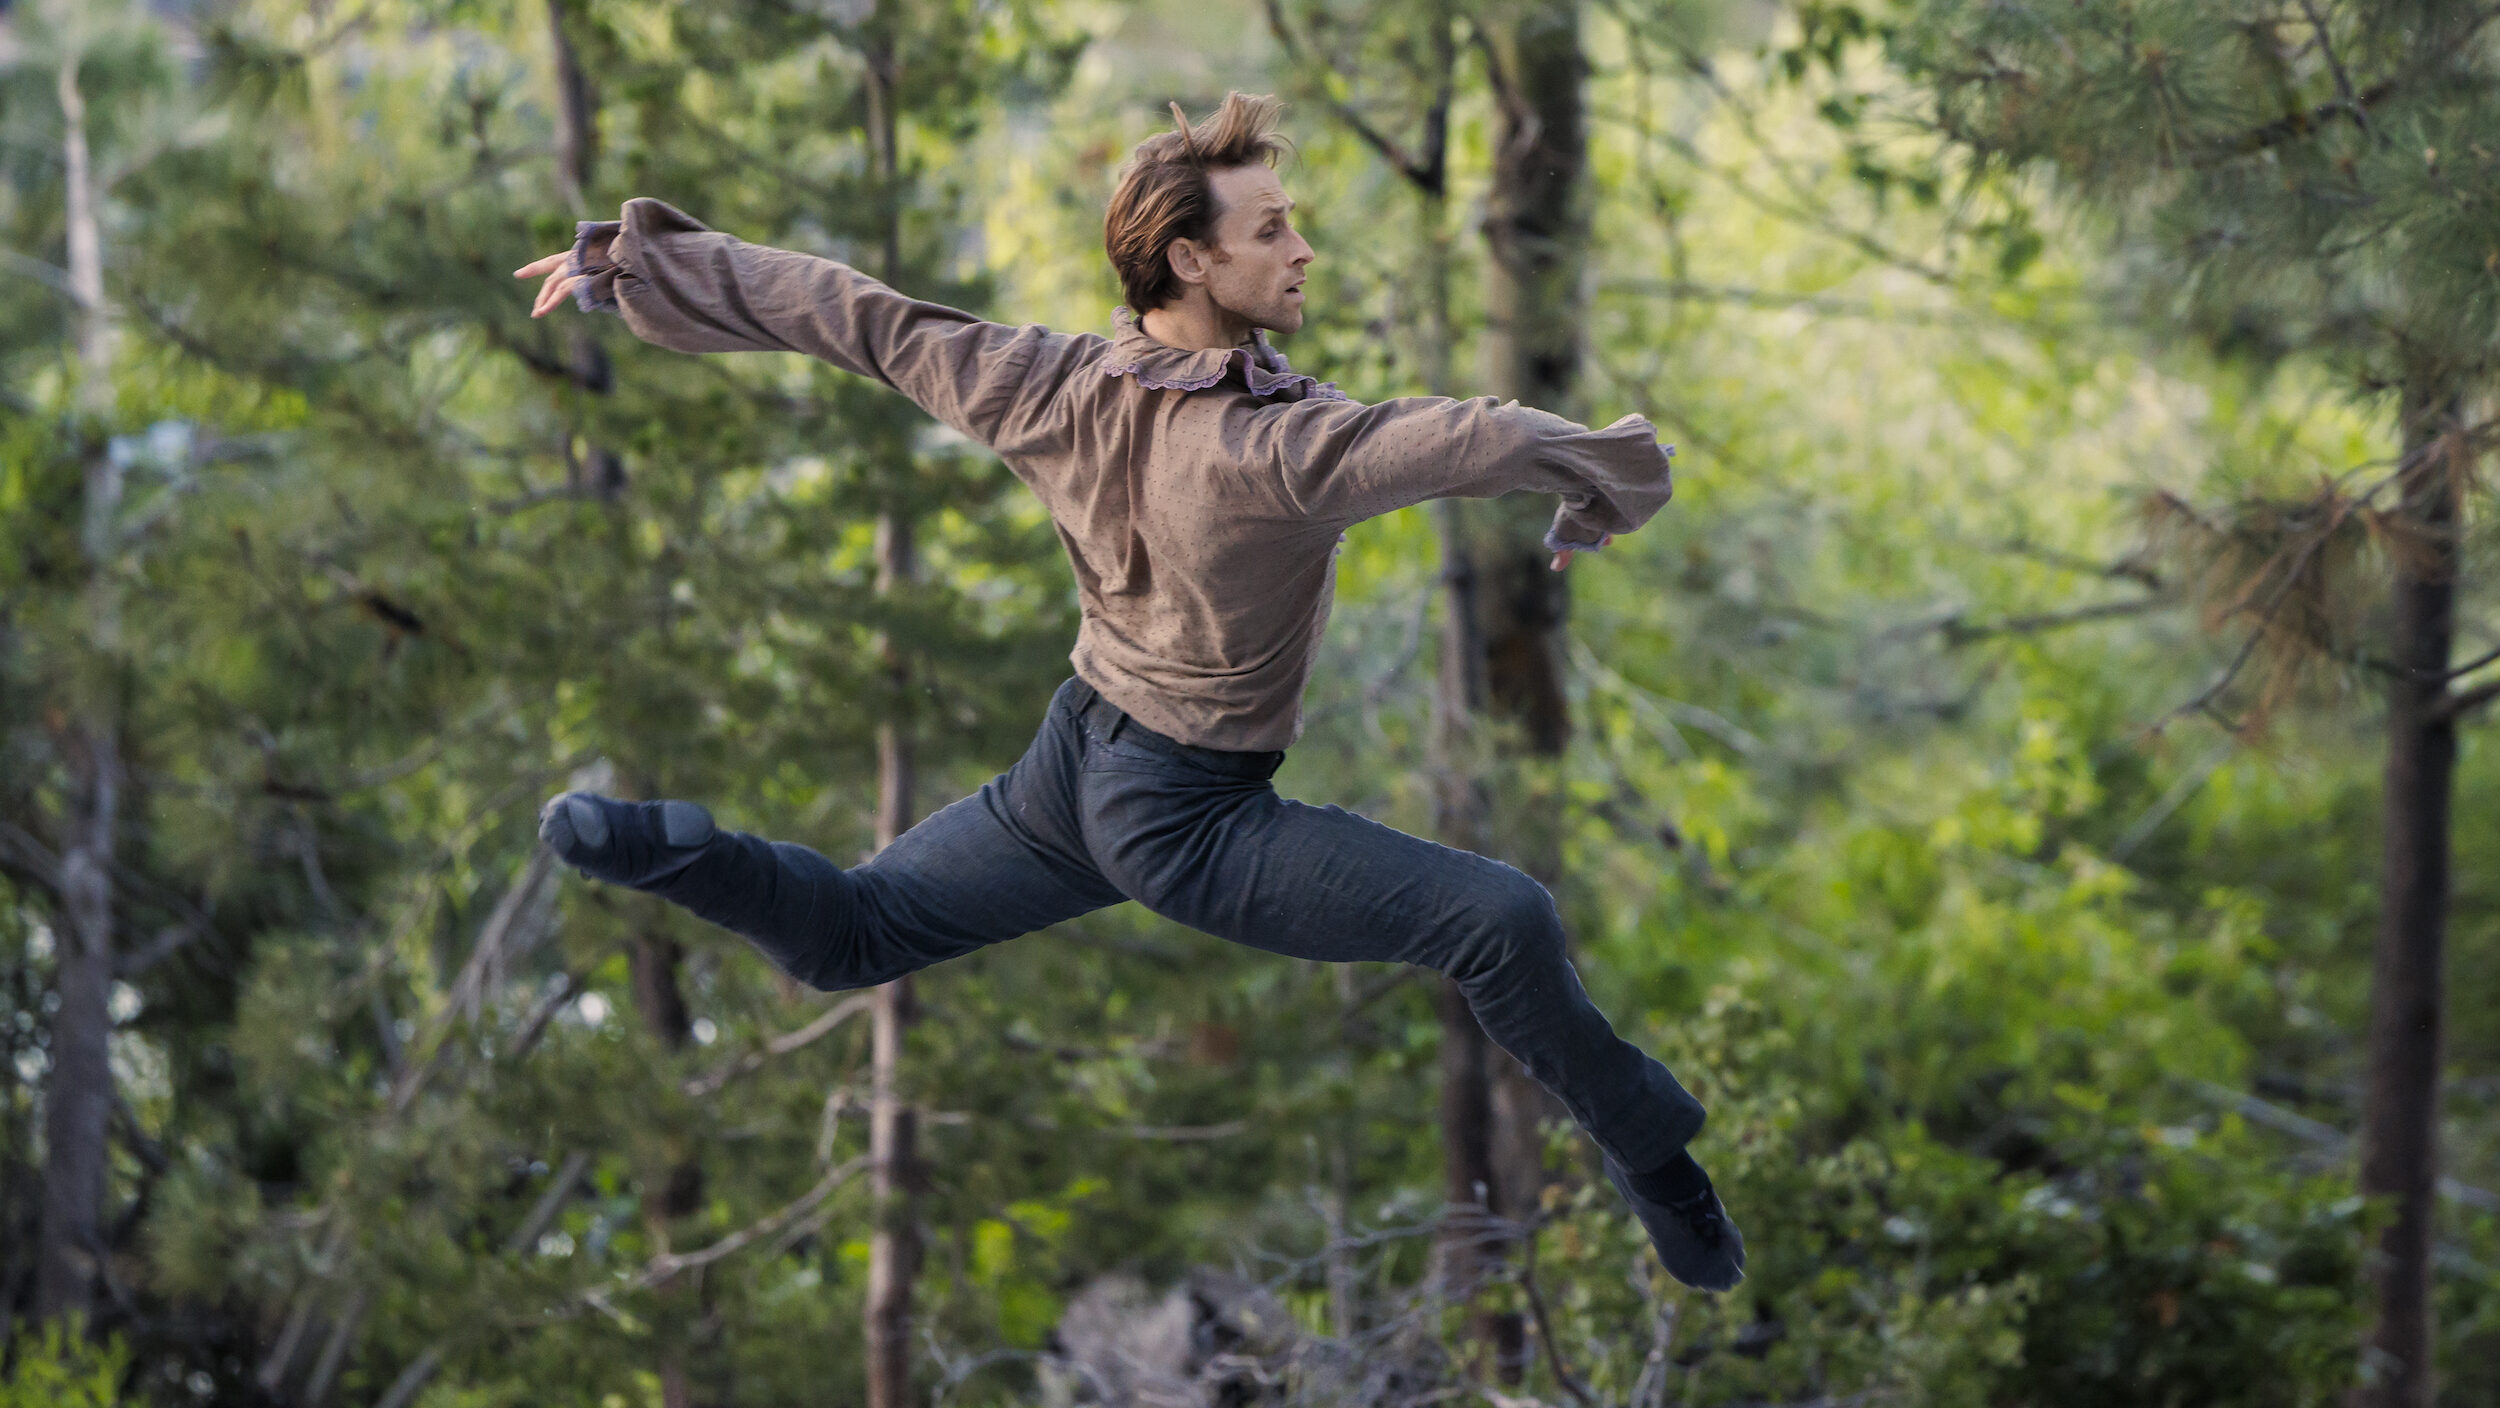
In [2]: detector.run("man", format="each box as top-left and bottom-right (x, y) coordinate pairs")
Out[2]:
(514, 92), (1742, 1290)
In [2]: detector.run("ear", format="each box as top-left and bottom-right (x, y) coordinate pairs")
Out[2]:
(1163, 236), (1211, 291)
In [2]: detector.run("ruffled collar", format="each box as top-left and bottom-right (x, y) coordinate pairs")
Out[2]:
(1101, 306), (1349, 403)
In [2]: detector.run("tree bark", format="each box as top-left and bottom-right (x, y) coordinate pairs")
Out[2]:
(38, 44), (124, 1330)
(1470, 4), (1588, 1380)
(2352, 386), (2463, 1408)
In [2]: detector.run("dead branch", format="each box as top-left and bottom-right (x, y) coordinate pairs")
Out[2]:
(501, 1150), (592, 1255)
(622, 1155), (869, 1289)
(682, 992), (875, 1097)
(2439, 677), (2500, 722)
(1261, 0), (1442, 192)
(1518, 1222), (1598, 1407)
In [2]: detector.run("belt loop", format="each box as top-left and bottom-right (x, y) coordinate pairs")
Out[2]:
(1105, 712), (1127, 745)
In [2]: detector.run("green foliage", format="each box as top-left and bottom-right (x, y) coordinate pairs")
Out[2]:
(4, 1), (2496, 1404)
(0, 1324), (128, 1408)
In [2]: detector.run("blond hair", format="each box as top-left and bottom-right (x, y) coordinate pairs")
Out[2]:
(1104, 93), (1294, 313)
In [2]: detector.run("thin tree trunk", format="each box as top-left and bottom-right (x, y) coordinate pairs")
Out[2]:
(548, 0), (623, 500)
(866, 508), (922, 1408)
(1475, 0), (1590, 761)
(2353, 386), (2463, 1408)
(558, 18), (687, 1393)
(862, 32), (921, 1404)
(1420, 161), (1499, 1285)
(38, 45), (124, 1330)
(1470, 0), (1588, 1382)
(632, 920), (703, 1408)
(1324, 1127), (1357, 1340)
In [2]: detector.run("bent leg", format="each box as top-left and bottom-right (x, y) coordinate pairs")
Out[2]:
(1081, 763), (1704, 1172)
(554, 683), (1125, 990)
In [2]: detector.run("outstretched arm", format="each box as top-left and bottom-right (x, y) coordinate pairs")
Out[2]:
(1245, 393), (1672, 568)
(516, 198), (1094, 455)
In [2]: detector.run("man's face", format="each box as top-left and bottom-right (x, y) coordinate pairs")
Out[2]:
(1195, 164), (1314, 333)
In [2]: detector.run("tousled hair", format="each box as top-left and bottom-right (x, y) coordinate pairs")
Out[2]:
(1104, 93), (1294, 313)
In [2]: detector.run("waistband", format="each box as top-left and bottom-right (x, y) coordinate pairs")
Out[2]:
(1063, 677), (1286, 781)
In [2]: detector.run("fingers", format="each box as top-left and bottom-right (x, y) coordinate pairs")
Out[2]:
(516, 250), (582, 319)
(1549, 535), (1615, 572)
(530, 271), (582, 318)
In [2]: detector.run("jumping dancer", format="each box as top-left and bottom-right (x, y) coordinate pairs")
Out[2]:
(514, 93), (1741, 1290)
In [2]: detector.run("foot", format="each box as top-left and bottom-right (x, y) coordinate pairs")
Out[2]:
(1604, 1150), (1745, 1292)
(539, 792), (718, 890)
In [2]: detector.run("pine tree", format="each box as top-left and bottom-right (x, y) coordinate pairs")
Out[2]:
(1885, 3), (2500, 1402)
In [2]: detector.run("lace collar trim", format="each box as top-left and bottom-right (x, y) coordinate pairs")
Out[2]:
(1101, 306), (1349, 403)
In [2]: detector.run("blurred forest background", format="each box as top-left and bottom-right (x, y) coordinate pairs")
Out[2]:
(5, 0), (2500, 1404)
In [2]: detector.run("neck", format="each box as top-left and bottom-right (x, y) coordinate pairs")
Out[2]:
(1139, 295), (1255, 352)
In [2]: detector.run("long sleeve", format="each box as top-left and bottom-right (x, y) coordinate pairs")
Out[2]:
(1243, 393), (1676, 550)
(569, 198), (1096, 456)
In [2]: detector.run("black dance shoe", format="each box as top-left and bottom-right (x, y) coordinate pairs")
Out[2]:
(1604, 1151), (1746, 1292)
(538, 792), (717, 890)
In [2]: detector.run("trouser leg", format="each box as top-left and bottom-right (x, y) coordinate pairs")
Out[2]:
(1077, 748), (1704, 1173)
(629, 679), (1125, 990)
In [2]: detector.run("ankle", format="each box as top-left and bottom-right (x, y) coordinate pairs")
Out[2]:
(1625, 1149), (1712, 1206)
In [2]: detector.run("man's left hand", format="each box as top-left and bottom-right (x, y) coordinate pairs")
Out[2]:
(515, 250), (582, 318)
(1550, 534), (1613, 571)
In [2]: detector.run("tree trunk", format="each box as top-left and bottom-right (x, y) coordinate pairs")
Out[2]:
(547, 0), (624, 500)
(2352, 386), (2463, 1408)
(38, 45), (124, 1330)
(861, 34), (921, 1403)
(1470, 2), (1588, 1381)
(866, 517), (922, 1408)
(1475, 0), (1590, 741)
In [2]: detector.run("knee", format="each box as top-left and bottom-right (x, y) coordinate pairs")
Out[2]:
(1450, 867), (1565, 977)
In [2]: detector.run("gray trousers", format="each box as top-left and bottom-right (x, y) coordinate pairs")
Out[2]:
(648, 675), (1704, 1173)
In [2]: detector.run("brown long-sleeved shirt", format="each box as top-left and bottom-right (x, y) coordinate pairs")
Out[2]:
(570, 198), (1675, 751)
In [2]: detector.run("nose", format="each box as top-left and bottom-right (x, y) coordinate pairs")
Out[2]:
(1290, 231), (1315, 267)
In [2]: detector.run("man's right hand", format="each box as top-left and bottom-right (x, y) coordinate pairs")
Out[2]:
(515, 250), (582, 318)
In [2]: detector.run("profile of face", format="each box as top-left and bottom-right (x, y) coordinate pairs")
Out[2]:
(1168, 164), (1315, 334)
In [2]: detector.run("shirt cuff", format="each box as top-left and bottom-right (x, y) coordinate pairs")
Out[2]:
(1543, 525), (1610, 554)
(569, 220), (624, 313)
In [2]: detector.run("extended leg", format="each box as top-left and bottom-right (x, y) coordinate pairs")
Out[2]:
(544, 685), (1124, 990)
(1078, 755), (1741, 1288)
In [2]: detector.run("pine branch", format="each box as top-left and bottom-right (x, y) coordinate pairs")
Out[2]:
(1995, 538), (2165, 589)
(2145, 446), (2423, 734)
(1936, 595), (2169, 646)
(2206, 79), (2397, 164)
(2296, 0), (2369, 134)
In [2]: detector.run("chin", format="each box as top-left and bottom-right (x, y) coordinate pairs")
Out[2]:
(1262, 304), (1307, 334)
